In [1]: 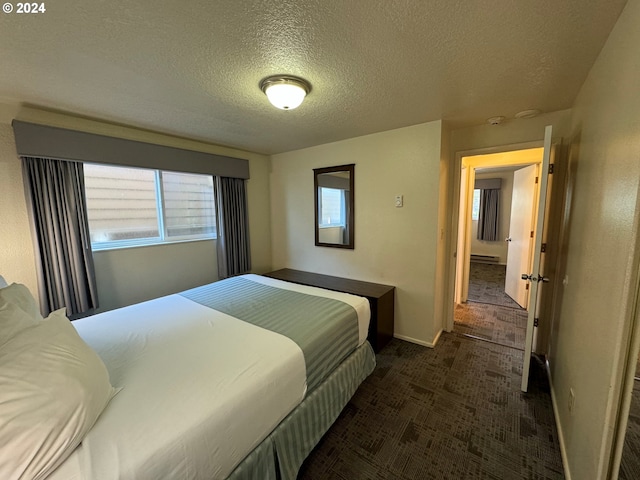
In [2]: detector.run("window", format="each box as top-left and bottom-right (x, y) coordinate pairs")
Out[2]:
(318, 187), (345, 227)
(84, 164), (216, 250)
(471, 189), (481, 220)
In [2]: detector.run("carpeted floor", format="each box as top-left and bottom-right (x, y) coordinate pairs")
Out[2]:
(454, 302), (527, 351)
(467, 263), (523, 310)
(459, 262), (527, 351)
(298, 335), (564, 480)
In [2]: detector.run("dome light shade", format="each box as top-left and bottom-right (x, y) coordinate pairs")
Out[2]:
(260, 75), (311, 110)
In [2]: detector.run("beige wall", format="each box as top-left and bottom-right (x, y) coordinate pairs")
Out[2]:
(0, 105), (272, 309)
(451, 109), (573, 154)
(546, 1), (640, 478)
(270, 121), (445, 345)
(0, 104), (38, 298)
(92, 240), (217, 312)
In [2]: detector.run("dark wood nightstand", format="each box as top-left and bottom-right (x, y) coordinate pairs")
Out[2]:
(263, 268), (395, 353)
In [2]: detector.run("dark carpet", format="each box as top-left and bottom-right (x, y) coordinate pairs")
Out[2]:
(454, 302), (527, 351)
(467, 263), (523, 310)
(298, 335), (564, 480)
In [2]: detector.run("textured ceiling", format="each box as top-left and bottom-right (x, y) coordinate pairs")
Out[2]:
(0, 0), (627, 154)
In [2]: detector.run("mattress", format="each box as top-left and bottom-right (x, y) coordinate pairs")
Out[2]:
(227, 341), (376, 480)
(47, 274), (371, 480)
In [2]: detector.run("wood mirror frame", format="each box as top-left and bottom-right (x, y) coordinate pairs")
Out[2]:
(313, 164), (355, 249)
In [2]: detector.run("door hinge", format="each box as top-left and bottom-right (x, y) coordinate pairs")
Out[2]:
(534, 318), (539, 327)
(549, 164), (555, 174)
(530, 231), (534, 238)
(535, 176), (539, 184)
(526, 283), (530, 290)
(541, 243), (547, 253)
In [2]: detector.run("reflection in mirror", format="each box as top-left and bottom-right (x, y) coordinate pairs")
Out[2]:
(314, 164), (354, 249)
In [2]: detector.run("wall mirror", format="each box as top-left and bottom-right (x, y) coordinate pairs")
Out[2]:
(314, 164), (354, 249)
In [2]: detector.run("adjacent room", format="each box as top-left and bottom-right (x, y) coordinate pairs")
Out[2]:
(1, 1), (639, 479)
(453, 148), (544, 353)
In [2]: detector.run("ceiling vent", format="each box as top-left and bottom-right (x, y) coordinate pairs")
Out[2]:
(515, 109), (541, 119)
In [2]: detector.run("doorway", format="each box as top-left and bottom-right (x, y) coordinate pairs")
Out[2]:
(453, 148), (544, 351)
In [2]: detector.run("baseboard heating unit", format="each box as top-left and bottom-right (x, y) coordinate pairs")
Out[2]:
(470, 254), (500, 264)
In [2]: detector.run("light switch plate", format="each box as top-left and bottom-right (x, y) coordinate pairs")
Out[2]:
(395, 195), (403, 207)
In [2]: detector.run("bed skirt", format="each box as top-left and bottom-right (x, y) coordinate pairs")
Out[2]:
(227, 341), (376, 480)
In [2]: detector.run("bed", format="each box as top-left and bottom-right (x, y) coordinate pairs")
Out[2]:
(0, 274), (376, 480)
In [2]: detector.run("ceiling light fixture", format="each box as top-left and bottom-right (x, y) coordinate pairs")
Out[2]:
(260, 75), (311, 110)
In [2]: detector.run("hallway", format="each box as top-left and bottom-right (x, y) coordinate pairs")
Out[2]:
(456, 262), (527, 351)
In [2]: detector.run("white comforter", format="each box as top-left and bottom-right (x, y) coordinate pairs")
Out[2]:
(48, 275), (370, 480)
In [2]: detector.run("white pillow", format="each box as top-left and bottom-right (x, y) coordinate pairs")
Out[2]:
(0, 308), (117, 480)
(0, 284), (43, 347)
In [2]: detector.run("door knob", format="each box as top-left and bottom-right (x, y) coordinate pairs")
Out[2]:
(505, 237), (512, 242)
(521, 273), (550, 283)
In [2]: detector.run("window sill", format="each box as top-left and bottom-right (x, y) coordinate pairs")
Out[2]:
(91, 236), (216, 253)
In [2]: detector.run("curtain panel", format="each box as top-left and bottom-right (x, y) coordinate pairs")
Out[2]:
(214, 177), (251, 279)
(343, 190), (351, 245)
(477, 189), (500, 242)
(21, 157), (98, 316)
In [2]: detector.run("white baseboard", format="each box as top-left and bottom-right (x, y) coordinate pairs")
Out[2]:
(394, 329), (442, 348)
(546, 359), (571, 480)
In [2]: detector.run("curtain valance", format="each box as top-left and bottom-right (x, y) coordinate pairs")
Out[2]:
(12, 120), (249, 179)
(474, 178), (502, 190)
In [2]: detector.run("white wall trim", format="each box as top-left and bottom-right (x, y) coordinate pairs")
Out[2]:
(546, 359), (572, 480)
(394, 329), (442, 348)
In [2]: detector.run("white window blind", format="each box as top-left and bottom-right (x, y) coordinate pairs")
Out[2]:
(84, 164), (216, 249)
(319, 187), (345, 226)
(472, 189), (481, 221)
(162, 171), (216, 238)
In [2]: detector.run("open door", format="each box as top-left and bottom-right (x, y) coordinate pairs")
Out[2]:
(504, 164), (538, 308)
(521, 125), (553, 392)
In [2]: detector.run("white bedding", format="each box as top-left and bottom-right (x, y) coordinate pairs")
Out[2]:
(49, 295), (306, 480)
(48, 275), (370, 480)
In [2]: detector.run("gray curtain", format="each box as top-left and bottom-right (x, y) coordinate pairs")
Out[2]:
(21, 157), (98, 317)
(214, 176), (251, 279)
(477, 189), (500, 241)
(343, 190), (351, 245)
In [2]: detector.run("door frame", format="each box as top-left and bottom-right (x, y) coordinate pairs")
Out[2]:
(609, 235), (640, 477)
(446, 140), (543, 333)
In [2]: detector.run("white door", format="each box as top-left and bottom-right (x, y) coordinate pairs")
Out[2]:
(521, 125), (553, 392)
(504, 164), (538, 308)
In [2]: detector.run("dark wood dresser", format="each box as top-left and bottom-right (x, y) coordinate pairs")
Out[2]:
(263, 268), (395, 353)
